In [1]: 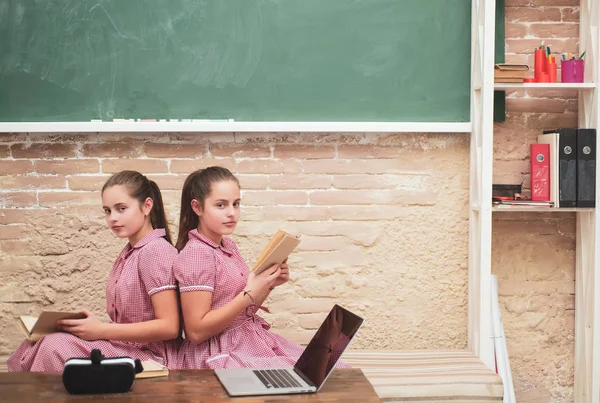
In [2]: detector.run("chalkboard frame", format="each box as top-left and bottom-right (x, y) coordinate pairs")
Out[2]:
(0, 121), (472, 133)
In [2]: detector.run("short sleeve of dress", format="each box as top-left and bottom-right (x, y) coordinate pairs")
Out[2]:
(174, 243), (216, 293)
(138, 239), (178, 297)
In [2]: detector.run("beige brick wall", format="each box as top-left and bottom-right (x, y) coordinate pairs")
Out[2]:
(493, 0), (579, 401)
(0, 1), (580, 401)
(0, 132), (470, 357)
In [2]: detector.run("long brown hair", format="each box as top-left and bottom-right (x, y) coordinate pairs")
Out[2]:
(102, 170), (173, 245)
(175, 166), (240, 251)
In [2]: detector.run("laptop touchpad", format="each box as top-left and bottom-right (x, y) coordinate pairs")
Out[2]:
(229, 375), (262, 388)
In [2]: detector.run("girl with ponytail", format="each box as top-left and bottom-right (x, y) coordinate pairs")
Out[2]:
(8, 171), (181, 372)
(173, 166), (305, 369)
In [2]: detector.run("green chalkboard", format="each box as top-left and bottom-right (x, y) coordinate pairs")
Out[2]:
(0, 0), (471, 122)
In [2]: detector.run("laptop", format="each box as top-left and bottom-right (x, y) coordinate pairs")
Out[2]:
(214, 304), (364, 396)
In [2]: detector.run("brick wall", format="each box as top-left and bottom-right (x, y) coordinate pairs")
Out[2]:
(492, 0), (579, 401)
(0, 131), (470, 360)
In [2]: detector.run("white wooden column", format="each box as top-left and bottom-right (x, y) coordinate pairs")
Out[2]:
(468, 0), (495, 370)
(576, 1), (600, 402)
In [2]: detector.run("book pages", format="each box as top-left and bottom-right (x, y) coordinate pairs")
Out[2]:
(19, 311), (86, 342)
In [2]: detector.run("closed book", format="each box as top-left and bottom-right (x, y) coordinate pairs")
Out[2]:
(530, 143), (550, 201)
(544, 128), (577, 208)
(577, 128), (596, 207)
(494, 64), (529, 78)
(494, 77), (525, 83)
(537, 132), (560, 207)
(137, 360), (169, 379)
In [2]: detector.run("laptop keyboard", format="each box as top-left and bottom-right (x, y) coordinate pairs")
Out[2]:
(253, 369), (302, 389)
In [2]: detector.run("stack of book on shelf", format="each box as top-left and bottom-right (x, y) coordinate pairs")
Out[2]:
(494, 64), (529, 83)
(532, 128), (596, 208)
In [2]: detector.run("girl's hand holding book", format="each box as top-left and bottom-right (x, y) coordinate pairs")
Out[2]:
(58, 309), (107, 341)
(245, 265), (281, 304)
(271, 259), (290, 289)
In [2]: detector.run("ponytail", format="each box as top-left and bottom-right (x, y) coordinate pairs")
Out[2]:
(102, 170), (173, 245)
(175, 166), (240, 251)
(175, 172), (200, 251)
(148, 180), (172, 245)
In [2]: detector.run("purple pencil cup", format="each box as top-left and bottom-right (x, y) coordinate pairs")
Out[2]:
(561, 59), (585, 83)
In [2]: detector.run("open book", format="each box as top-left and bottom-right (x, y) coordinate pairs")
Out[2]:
(137, 359), (169, 379)
(251, 230), (301, 275)
(19, 311), (87, 342)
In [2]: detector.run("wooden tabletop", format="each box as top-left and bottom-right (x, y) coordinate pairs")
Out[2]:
(0, 368), (382, 402)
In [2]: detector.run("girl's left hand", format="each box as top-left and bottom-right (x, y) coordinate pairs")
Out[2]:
(58, 309), (106, 341)
(272, 259), (290, 288)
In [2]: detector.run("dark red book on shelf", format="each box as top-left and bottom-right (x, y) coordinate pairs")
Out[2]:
(530, 143), (550, 201)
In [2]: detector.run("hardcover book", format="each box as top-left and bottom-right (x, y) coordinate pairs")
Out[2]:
(137, 360), (169, 379)
(494, 64), (529, 82)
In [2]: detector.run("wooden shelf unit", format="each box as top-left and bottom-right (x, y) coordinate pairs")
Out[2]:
(492, 207), (594, 213)
(494, 82), (596, 90)
(476, 1), (600, 401)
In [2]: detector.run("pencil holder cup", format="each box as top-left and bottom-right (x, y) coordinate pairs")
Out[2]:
(561, 59), (585, 83)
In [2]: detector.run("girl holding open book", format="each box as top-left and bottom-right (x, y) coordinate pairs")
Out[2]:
(173, 166), (304, 369)
(7, 171), (181, 372)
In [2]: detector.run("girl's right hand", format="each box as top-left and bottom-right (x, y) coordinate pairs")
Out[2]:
(245, 265), (281, 303)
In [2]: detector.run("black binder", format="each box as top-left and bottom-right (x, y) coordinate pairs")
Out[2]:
(577, 128), (596, 207)
(544, 128), (577, 208)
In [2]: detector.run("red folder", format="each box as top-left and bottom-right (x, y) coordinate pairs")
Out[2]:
(531, 143), (550, 201)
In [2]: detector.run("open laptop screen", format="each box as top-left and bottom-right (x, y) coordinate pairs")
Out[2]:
(294, 304), (364, 389)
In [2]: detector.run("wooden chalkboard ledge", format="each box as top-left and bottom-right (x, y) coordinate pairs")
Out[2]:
(0, 122), (472, 133)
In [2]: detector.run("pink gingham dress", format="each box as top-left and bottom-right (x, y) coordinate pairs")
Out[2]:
(7, 229), (181, 372)
(173, 230), (305, 369)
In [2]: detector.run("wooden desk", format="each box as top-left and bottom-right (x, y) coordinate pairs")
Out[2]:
(0, 368), (382, 402)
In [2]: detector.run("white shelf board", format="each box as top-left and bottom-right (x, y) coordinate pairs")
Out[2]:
(492, 206), (594, 212)
(494, 82), (596, 90)
(0, 121), (473, 133)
